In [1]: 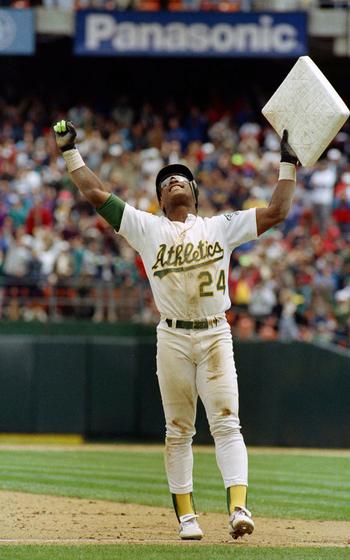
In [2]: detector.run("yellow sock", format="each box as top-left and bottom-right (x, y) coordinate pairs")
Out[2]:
(172, 493), (195, 519)
(227, 485), (247, 514)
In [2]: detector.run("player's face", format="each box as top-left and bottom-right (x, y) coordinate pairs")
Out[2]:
(160, 175), (194, 211)
(159, 174), (189, 190)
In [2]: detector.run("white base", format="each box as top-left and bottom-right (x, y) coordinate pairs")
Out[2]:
(262, 56), (349, 167)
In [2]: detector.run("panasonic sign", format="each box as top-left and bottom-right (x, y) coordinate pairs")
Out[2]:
(75, 11), (307, 58)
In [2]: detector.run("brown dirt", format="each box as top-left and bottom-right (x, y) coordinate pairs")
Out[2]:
(0, 491), (350, 547)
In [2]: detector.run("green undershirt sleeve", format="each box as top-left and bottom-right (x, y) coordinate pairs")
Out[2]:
(97, 193), (126, 231)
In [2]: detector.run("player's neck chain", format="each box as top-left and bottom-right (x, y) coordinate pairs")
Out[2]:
(174, 214), (197, 245)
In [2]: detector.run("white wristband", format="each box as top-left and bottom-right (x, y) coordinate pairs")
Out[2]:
(278, 162), (296, 182)
(62, 148), (85, 173)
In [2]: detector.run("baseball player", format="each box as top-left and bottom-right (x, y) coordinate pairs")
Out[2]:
(53, 120), (298, 541)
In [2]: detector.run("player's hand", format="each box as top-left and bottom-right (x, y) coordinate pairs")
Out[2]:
(280, 130), (298, 165)
(53, 120), (77, 152)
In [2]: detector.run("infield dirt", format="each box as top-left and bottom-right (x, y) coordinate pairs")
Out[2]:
(1, 490), (349, 548)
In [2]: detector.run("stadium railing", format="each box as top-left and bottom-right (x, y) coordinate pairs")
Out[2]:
(0, 277), (147, 322)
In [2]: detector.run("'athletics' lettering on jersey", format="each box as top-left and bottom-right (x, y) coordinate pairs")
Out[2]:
(152, 240), (224, 279)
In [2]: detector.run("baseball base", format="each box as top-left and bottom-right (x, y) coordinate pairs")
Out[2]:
(262, 56), (350, 167)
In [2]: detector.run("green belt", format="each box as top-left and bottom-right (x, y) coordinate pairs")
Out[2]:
(166, 318), (213, 329)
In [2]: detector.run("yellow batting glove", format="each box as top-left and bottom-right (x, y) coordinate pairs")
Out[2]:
(53, 120), (77, 152)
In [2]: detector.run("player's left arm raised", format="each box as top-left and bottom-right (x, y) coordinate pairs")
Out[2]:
(256, 130), (297, 236)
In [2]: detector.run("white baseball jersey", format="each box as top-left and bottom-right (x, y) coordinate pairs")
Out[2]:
(118, 204), (258, 319)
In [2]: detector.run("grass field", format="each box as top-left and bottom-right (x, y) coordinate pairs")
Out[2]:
(0, 445), (349, 560)
(0, 447), (349, 520)
(1, 545), (350, 560)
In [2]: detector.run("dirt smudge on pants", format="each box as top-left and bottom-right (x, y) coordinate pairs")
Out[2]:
(207, 342), (223, 381)
(221, 408), (232, 416)
(171, 419), (188, 434)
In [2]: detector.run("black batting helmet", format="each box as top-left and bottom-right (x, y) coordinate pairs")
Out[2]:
(155, 164), (199, 210)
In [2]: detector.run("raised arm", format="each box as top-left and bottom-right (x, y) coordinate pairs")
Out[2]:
(53, 120), (110, 207)
(256, 130), (298, 236)
(53, 120), (125, 230)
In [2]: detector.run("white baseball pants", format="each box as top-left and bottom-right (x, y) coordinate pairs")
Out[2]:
(156, 319), (248, 494)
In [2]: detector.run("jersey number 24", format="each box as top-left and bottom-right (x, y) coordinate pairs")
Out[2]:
(198, 269), (225, 297)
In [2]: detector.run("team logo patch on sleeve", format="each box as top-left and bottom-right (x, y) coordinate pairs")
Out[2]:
(224, 212), (240, 221)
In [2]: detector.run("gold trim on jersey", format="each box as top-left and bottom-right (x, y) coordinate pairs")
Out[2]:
(152, 240), (224, 279)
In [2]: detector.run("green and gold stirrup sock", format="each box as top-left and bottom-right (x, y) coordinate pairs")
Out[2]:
(227, 485), (247, 515)
(172, 493), (196, 522)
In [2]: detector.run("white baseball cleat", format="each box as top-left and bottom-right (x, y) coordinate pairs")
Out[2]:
(228, 506), (255, 540)
(179, 514), (204, 540)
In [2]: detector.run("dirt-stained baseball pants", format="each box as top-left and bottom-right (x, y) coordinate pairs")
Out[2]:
(156, 318), (248, 494)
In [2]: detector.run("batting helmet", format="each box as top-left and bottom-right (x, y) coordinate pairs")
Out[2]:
(155, 164), (199, 210)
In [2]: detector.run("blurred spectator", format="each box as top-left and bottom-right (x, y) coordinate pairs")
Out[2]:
(309, 159), (337, 234)
(248, 279), (277, 323)
(233, 313), (256, 341)
(25, 196), (53, 235)
(3, 228), (31, 279)
(278, 289), (300, 341)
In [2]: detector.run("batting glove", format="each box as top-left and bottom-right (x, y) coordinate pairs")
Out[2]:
(280, 130), (298, 165)
(53, 120), (77, 152)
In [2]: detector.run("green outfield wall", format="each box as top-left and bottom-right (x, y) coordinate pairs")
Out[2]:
(0, 332), (349, 447)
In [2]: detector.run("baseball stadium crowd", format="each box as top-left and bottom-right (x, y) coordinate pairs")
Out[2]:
(0, 0), (250, 9)
(0, 0), (324, 10)
(0, 95), (350, 348)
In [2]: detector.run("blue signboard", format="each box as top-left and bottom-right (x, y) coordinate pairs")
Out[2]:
(75, 11), (307, 58)
(0, 9), (34, 55)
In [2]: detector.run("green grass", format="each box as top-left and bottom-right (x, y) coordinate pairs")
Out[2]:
(0, 546), (349, 560)
(0, 447), (349, 521)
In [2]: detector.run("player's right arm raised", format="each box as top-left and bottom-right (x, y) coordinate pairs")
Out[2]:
(53, 120), (125, 230)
